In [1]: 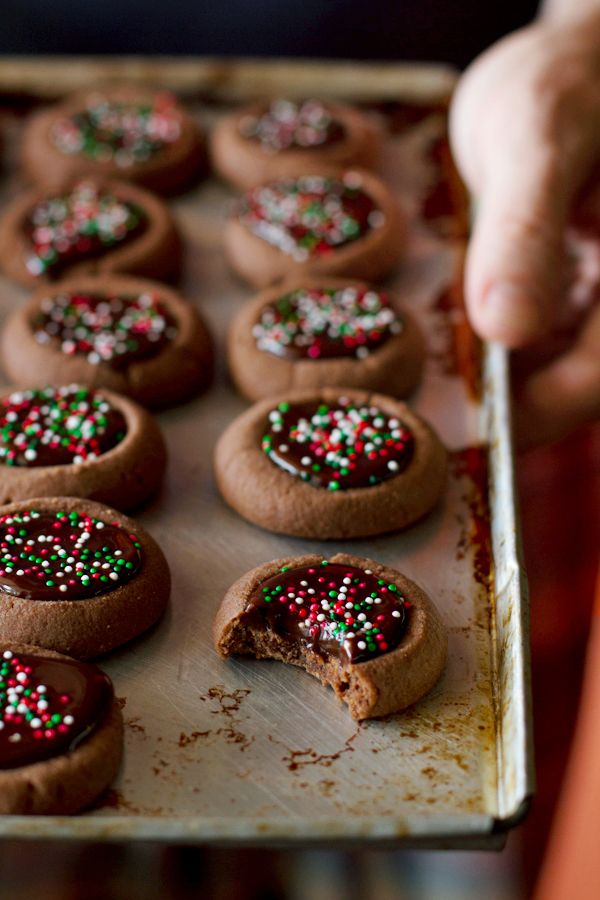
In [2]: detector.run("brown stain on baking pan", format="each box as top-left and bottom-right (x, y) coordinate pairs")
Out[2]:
(421, 133), (469, 240)
(125, 716), (146, 735)
(200, 685), (251, 717)
(431, 261), (483, 402)
(178, 730), (211, 748)
(88, 789), (167, 816)
(450, 447), (493, 593)
(269, 729), (359, 772)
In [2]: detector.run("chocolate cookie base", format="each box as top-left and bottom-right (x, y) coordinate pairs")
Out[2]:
(0, 498), (170, 659)
(214, 387), (447, 539)
(21, 85), (205, 196)
(0, 178), (182, 288)
(227, 277), (425, 401)
(214, 554), (447, 720)
(210, 101), (382, 190)
(224, 168), (406, 289)
(0, 385), (166, 511)
(1, 276), (214, 410)
(0, 643), (124, 814)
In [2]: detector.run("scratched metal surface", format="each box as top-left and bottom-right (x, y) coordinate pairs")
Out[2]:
(0, 65), (532, 845)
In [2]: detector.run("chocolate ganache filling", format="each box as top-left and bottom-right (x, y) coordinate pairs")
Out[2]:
(33, 291), (178, 369)
(244, 561), (408, 664)
(24, 181), (147, 279)
(0, 386), (126, 468)
(238, 99), (345, 152)
(238, 174), (382, 260)
(262, 399), (414, 490)
(0, 508), (142, 601)
(253, 286), (402, 360)
(0, 648), (113, 769)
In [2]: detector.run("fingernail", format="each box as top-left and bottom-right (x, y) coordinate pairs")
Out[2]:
(482, 282), (546, 346)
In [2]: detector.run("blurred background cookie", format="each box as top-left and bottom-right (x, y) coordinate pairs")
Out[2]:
(1, 276), (213, 409)
(224, 170), (405, 287)
(211, 98), (381, 190)
(21, 84), (205, 195)
(0, 178), (181, 287)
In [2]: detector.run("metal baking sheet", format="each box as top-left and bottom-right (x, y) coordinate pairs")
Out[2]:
(0, 60), (533, 847)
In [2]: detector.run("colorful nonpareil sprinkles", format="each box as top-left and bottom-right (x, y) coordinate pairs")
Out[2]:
(262, 399), (414, 490)
(238, 174), (382, 260)
(245, 561), (409, 663)
(252, 286), (402, 360)
(0, 385), (126, 467)
(0, 508), (142, 601)
(0, 649), (113, 769)
(33, 291), (178, 369)
(51, 93), (182, 167)
(24, 181), (147, 279)
(238, 99), (345, 152)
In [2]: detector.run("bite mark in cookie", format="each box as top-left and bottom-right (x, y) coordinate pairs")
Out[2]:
(214, 554), (447, 720)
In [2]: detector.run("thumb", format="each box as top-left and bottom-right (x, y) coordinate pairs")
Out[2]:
(465, 151), (572, 348)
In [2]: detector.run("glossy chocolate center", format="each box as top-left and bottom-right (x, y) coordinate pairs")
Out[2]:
(0, 386), (126, 468)
(0, 649), (113, 769)
(238, 174), (381, 260)
(238, 99), (345, 152)
(33, 291), (178, 369)
(262, 399), (414, 490)
(0, 509), (142, 601)
(244, 561), (408, 663)
(253, 286), (402, 360)
(23, 181), (148, 280)
(51, 95), (182, 166)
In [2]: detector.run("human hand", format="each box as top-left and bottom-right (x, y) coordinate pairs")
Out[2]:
(450, 15), (600, 447)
